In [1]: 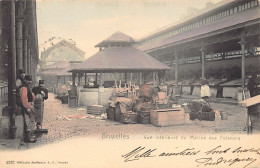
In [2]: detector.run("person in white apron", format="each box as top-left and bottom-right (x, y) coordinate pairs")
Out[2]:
(200, 79), (211, 99)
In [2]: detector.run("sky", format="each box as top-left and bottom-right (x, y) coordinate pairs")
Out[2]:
(36, 0), (223, 59)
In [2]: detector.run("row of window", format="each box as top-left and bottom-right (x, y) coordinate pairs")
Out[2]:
(141, 0), (259, 45)
(163, 47), (260, 65)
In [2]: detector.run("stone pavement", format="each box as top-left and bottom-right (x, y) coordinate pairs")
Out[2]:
(9, 93), (250, 149)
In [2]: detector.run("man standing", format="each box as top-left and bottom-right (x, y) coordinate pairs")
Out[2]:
(32, 80), (48, 129)
(19, 75), (36, 143)
(247, 73), (257, 97)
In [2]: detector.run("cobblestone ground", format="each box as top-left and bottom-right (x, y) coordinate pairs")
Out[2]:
(21, 93), (249, 149)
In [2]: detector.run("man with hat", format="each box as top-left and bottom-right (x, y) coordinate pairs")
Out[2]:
(19, 75), (36, 143)
(32, 80), (48, 130)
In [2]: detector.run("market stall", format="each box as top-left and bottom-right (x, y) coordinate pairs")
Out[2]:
(69, 32), (171, 106)
(68, 32), (180, 125)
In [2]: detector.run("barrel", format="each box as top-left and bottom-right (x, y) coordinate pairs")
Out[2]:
(220, 111), (228, 120)
(107, 107), (115, 120)
(138, 110), (150, 124)
(120, 111), (138, 124)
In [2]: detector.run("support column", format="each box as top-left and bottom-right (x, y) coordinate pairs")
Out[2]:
(114, 72), (117, 87)
(143, 72), (147, 84)
(84, 73), (87, 86)
(158, 71), (161, 85)
(78, 73), (83, 87)
(72, 72), (76, 87)
(174, 50), (178, 87)
(125, 72), (127, 83)
(239, 37), (246, 88)
(200, 44), (206, 80)
(153, 72), (156, 86)
(29, 49), (32, 75)
(23, 36), (28, 73)
(98, 72), (104, 105)
(23, 26), (28, 73)
(100, 72), (103, 87)
(95, 73), (98, 84)
(16, 16), (24, 70)
(130, 73), (133, 82)
(27, 49), (31, 74)
(69, 72), (77, 107)
(139, 72), (143, 85)
(69, 72), (77, 97)
(56, 76), (59, 86)
(10, 0), (17, 139)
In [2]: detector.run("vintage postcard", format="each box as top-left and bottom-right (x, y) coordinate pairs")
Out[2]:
(0, 0), (260, 168)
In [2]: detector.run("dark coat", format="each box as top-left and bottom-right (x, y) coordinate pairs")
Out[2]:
(32, 86), (48, 100)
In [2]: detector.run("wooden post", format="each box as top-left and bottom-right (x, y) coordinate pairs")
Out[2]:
(240, 37), (246, 88)
(200, 44), (206, 80)
(246, 108), (250, 134)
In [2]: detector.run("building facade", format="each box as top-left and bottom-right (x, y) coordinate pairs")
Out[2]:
(0, 0), (39, 139)
(137, 0), (260, 98)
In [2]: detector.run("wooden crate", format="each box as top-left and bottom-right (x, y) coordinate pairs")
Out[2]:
(87, 105), (105, 115)
(150, 108), (185, 127)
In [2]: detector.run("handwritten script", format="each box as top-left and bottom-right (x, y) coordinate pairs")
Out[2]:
(122, 145), (259, 168)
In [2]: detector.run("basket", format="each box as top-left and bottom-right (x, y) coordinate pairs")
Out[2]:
(190, 111), (215, 121)
(187, 100), (212, 113)
(60, 95), (68, 104)
(199, 112), (215, 121)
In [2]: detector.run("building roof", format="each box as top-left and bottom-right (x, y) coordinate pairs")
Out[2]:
(41, 60), (70, 70)
(56, 67), (72, 76)
(138, 0), (236, 42)
(41, 40), (85, 61)
(70, 46), (171, 73)
(139, 6), (260, 52)
(95, 31), (136, 48)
